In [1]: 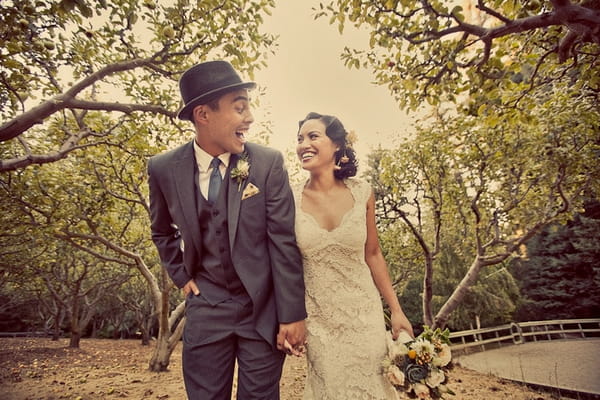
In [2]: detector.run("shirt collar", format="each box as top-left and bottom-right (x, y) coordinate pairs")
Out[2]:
(193, 140), (231, 172)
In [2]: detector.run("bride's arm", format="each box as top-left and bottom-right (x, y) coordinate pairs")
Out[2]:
(364, 189), (415, 339)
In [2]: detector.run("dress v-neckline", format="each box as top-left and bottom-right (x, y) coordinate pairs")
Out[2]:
(301, 206), (354, 233)
(299, 181), (356, 233)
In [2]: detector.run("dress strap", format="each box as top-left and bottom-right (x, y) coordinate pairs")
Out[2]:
(346, 178), (371, 205)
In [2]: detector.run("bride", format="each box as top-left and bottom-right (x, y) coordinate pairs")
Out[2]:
(293, 112), (414, 399)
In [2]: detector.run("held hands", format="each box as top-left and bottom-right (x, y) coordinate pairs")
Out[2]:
(390, 310), (414, 340)
(183, 282), (308, 356)
(277, 320), (307, 357)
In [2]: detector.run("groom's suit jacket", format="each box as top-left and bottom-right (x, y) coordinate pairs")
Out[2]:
(147, 141), (307, 345)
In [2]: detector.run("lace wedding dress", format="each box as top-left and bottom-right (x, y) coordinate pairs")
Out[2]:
(293, 178), (398, 400)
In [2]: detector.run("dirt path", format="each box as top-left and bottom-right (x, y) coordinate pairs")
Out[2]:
(0, 338), (566, 399)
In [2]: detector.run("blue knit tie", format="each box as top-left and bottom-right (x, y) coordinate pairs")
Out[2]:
(207, 157), (222, 204)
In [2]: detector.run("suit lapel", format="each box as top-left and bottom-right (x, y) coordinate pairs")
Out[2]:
(172, 142), (202, 251)
(227, 153), (243, 249)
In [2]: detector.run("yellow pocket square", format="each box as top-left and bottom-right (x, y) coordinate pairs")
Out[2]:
(242, 182), (260, 200)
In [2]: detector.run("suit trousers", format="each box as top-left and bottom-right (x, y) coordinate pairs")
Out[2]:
(182, 294), (285, 400)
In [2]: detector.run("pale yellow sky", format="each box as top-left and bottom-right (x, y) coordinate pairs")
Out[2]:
(253, 1), (416, 159)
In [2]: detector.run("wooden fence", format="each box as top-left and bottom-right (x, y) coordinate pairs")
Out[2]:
(448, 318), (600, 353)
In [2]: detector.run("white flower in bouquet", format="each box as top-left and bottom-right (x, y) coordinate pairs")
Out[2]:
(413, 339), (436, 358)
(386, 364), (405, 386)
(432, 344), (451, 367)
(436, 385), (451, 395)
(389, 340), (409, 360)
(412, 383), (432, 399)
(425, 368), (445, 388)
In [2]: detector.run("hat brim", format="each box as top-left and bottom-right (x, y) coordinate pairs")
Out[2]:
(177, 81), (256, 121)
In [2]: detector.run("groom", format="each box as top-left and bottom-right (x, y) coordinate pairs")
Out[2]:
(148, 60), (307, 399)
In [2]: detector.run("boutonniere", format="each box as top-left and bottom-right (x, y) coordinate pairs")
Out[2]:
(231, 154), (250, 191)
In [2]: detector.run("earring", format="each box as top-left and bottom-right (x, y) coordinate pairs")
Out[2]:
(334, 150), (349, 170)
(339, 150), (350, 164)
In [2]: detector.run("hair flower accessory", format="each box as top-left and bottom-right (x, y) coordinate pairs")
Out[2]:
(231, 154), (250, 191)
(345, 130), (358, 148)
(383, 326), (455, 399)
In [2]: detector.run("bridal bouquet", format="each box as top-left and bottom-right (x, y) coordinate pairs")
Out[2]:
(383, 326), (454, 399)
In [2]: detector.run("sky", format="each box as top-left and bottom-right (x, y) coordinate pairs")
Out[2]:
(252, 1), (417, 158)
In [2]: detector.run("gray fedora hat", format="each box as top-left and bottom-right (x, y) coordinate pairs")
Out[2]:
(177, 60), (256, 121)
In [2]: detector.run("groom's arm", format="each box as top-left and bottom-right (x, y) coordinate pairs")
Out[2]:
(147, 156), (191, 288)
(264, 151), (307, 325)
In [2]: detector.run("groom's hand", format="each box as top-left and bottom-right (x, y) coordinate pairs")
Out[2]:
(182, 279), (200, 297)
(277, 320), (307, 356)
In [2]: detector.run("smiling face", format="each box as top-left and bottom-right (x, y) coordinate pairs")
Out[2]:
(193, 89), (254, 155)
(296, 118), (339, 173)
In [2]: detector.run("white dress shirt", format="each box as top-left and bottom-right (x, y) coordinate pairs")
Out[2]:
(193, 140), (230, 200)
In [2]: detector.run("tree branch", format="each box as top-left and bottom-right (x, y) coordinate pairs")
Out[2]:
(0, 58), (169, 142)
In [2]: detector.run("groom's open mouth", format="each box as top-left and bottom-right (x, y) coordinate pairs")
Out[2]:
(236, 129), (247, 143)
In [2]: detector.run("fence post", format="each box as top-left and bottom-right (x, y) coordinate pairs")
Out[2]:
(511, 322), (523, 345)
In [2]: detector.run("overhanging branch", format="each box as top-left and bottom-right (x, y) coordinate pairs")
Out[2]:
(0, 58), (168, 142)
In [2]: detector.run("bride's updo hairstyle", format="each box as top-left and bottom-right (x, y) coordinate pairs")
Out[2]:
(298, 112), (359, 180)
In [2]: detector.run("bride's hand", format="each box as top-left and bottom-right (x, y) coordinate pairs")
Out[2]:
(277, 320), (307, 356)
(390, 310), (414, 340)
(283, 339), (307, 357)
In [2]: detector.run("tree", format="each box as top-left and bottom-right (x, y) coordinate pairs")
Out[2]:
(1, 121), (186, 365)
(371, 143), (522, 331)
(0, 271), (40, 333)
(47, 128), (186, 369)
(1, 0), (276, 170)
(512, 202), (600, 320)
(317, 0), (599, 111)
(434, 244), (520, 330)
(318, 0), (599, 329)
(115, 275), (159, 345)
(370, 91), (598, 328)
(1, 0), (277, 371)
(37, 245), (131, 348)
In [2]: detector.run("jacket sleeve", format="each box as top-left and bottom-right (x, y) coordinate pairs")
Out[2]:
(265, 151), (307, 323)
(147, 156), (191, 288)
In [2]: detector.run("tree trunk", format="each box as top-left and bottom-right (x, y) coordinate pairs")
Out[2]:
(148, 317), (184, 372)
(51, 311), (63, 341)
(148, 336), (172, 372)
(148, 287), (185, 372)
(433, 257), (484, 329)
(141, 329), (150, 346)
(422, 252), (434, 326)
(69, 300), (81, 348)
(90, 319), (99, 338)
(140, 316), (153, 346)
(69, 331), (82, 348)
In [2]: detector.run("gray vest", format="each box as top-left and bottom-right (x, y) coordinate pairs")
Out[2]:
(194, 168), (249, 305)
